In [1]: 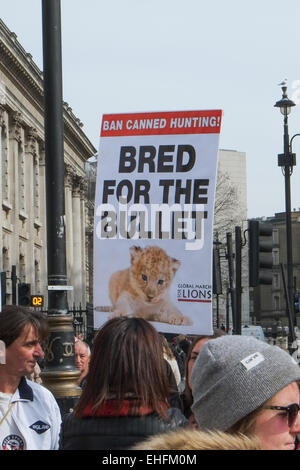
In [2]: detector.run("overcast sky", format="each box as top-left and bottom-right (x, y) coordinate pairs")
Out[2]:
(2, 0), (300, 219)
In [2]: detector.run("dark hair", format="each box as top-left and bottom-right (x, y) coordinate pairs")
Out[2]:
(74, 317), (170, 418)
(183, 329), (227, 410)
(0, 305), (49, 347)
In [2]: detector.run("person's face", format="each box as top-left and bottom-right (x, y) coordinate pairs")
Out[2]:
(75, 342), (90, 373)
(4, 325), (44, 378)
(187, 338), (209, 389)
(253, 382), (300, 450)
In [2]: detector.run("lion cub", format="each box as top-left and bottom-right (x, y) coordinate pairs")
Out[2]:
(109, 245), (191, 325)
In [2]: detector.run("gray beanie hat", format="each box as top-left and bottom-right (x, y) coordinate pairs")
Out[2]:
(191, 335), (300, 431)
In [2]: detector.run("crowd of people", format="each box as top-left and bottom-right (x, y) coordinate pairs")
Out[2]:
(1, 304), (300, 450)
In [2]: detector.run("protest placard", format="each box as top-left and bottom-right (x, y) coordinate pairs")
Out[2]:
(94, 110), (222, 335)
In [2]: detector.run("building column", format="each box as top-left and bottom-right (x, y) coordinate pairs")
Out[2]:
(25, 127), (38, 288)
(65, 164), (74, 306)
(72, 175), (83, 306)
(85, 203), (94, 305)
(9, 111), (23, 273)
(80, 181), (87, 306)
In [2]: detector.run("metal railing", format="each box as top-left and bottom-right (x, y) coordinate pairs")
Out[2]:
(41, 303), (95, 347)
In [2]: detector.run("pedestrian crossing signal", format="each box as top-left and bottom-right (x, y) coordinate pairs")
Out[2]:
(248, 220), (273, 287)
(18, 283), (31, 306)
(31, 295), (44, 307)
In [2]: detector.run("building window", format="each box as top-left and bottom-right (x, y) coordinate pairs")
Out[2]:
(273, 248), (280, 266)
(34, 252), (41, 294)
(273, 294), (280, 311)
(33, 154), (40, 220)
(1, 124), (9, 201)
(19, 254), (25, 282)
(2, 246), (9, 273)
(273, 273), (280, 289)
(273, 229), (279, 244)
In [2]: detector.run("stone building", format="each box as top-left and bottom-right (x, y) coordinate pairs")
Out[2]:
(0, 18), (96, 307)
(251, 210), (300, 328)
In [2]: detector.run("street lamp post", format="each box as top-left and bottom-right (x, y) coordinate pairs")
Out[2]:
(274, 85), (296, 336)
(41, 0), (81, 414)
(213, 233), (223, 328)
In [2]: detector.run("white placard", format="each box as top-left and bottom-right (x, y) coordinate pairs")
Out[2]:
(93, 110), (222, 335)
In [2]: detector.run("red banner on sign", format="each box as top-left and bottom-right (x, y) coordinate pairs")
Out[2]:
(101, 110), (222, 137)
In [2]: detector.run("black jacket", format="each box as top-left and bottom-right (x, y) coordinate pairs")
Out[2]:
(59, 407), (188, 450)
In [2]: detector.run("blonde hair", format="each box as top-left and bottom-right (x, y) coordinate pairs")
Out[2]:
(132, 428), (262, 451)
(226, 407), (263, 436)
(227, 380), (300, 436)
(160, 335), (174, 360)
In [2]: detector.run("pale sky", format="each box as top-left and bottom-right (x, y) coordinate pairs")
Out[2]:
(2, 0), (300, 219)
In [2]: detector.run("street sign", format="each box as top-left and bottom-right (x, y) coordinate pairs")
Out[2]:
(47, 286), (73, 291)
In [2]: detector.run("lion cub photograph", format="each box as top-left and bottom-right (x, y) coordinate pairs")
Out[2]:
(109, 245), (191, 325)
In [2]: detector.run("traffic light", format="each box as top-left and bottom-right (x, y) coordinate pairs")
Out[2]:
(18, 283), (31, 306)
(248, 220), (273, 287)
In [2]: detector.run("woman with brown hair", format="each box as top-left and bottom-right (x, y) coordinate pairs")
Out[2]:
(60, 317), (187, 449)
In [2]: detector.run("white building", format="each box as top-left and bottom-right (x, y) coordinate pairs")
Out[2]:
(214, 149), (249, 326)
(218, 149), (247, 222)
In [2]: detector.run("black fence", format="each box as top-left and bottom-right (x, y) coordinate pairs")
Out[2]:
(41, 303), (95, 348)
(71, 303), (87, 338)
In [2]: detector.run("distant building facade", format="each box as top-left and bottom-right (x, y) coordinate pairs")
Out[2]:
(213, 149), (249, 326)
(218, 149), (247, 222)
(0, 18), (96, 307)
(251, 210), (300, 328)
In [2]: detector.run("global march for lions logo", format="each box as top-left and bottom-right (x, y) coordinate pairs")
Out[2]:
(177, 283), (212, 302)
(2, 434), (24, 450)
